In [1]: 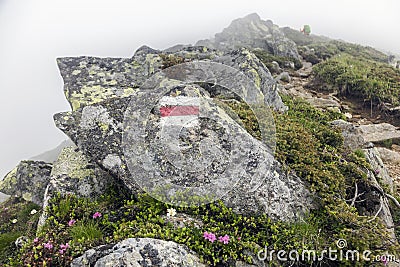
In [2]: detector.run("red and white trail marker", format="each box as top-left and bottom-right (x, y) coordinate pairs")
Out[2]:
(159, 96), (200, 128)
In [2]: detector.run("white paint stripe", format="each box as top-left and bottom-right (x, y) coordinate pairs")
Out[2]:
(160, 115), (199, 127)
(159, 96), (200, 107)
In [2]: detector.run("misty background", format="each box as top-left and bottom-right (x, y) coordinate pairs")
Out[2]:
(0, 0), (399, 179)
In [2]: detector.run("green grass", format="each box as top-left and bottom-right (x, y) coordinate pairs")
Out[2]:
(299, 40), (388, 63)
(313, 54), (400, 106)
(69, 220), (103, 243)
(0, 232), (22, 264)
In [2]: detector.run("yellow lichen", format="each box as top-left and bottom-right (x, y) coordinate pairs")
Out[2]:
(72, 69), (81, 75)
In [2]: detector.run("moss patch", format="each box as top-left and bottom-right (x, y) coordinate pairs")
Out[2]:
(313, 54), (400, 106)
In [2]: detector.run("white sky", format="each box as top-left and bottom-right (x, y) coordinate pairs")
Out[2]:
(0, 0), (399, 178)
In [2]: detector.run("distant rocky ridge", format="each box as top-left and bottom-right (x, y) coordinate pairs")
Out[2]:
(196, 13), (300, 60)
(30, 139), (75, 163)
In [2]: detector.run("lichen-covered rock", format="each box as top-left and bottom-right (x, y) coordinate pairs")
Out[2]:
(0, 161), (52, 205)
(70, 238), (206, 267)
(49, 145), (115, 198)
(196, 13), (300, 60)
(57, 46), (287, 112)
(55, 82), (313, 221)
(37, 145), (118, 231)
(54, 97), (132, 190)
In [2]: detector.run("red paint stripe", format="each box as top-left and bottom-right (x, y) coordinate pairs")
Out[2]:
(160, 106), (199, 117)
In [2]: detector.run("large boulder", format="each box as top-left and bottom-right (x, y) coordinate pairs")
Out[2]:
(0, 161), (52, 205)
(196, 13), (300, 60)
(71, 238), (206, 267)
(54, 82), (314, 221)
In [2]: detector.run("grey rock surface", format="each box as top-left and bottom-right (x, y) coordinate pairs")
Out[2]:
(331, 120), (365, 150)
(57, 46), (286, 113)
(0, 192), (9, 203)
(275, 71), (291, 83)
(331, 120), (396, 238)
(363, 148), (394, 193)
(54, 97), (132, 190)
(54, 82), (313, 220)
(71, 238), (206, 267)
(49, 145), (115, 198)
(355, 157), (396, 239)
(37, 146), (117, 231)
(196, 13), (300, 60)
(358, 123), (400, 143)
(376, 147), (400, 164)
(0, 161), (52, 205)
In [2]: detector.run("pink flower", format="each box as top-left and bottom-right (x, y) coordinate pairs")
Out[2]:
(44, 242), (53, 250)
(59, 243), (69, 254)
(68, 219), (76, 226)
(237, 237), (241, 241)
(33, 238), (39, 243)
(203, 231), (217, 243)
(60, 243), (69, 250)
(93, 212), (102, 219)
(218, 235), (230, 244)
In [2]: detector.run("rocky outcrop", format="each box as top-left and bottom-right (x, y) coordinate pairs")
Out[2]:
(331, 120), (400, 150)
(0, 161), (52, 205)
(53, 45), (314, 220)
(196, 13), (300, 60)
(57, 46), (286, 113)
(363, 147), (394, 193)
(54, 81), (314, 220)
(331, 120), (396, 235)
(71, 238), (206, 267)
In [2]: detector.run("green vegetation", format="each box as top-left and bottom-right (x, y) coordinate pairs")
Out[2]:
(160, 53), (186, 69)
(313, 54), (400, 107)
(0, 198), (41, 265)
(298, 40), (389, 64)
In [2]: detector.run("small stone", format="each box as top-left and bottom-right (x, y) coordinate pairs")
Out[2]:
(15, 236), (28, 248)
(344, 112), (353, 119)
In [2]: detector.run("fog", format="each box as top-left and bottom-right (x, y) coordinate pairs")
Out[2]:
(0, 0), (399, 179)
